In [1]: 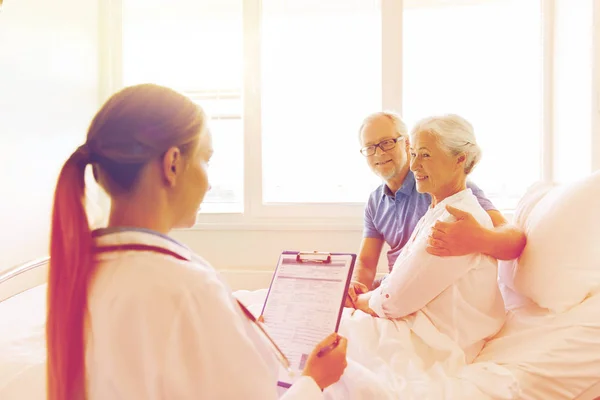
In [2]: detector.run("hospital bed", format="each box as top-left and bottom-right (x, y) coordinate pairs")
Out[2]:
(1, 173), (600, 399)
(0, 258), (48, 399)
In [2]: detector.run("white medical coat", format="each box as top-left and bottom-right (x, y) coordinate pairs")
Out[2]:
(85, 227), (323, 399)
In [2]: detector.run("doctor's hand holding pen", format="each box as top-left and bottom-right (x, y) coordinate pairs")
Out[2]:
(258, 314), (348, 391)
(303, 332), (348, 390)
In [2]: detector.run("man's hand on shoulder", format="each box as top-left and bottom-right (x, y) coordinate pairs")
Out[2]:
(426, 205), (485, 257)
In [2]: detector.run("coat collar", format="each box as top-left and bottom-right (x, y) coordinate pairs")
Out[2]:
(92, 227), (193, 262)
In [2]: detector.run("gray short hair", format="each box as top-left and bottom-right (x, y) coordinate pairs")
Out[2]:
(359, 111), (408, 142)
(410, 114), (482, 175)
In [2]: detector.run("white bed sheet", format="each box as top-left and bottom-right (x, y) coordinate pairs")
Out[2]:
(0, 284), (47, 399)
(1, 286), (598, 399)
(238, 288), (600, 399)
(474, 292), (600, 399)
(240, 290), (520, 399)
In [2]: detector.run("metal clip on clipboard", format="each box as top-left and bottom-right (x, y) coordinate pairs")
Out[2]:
(295, 251), (332, 264)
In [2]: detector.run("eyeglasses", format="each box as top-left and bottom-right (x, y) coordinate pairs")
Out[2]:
(360, 137), (404, 157)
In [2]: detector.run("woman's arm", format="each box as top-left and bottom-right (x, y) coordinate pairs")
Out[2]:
(368, 240), (479, 319)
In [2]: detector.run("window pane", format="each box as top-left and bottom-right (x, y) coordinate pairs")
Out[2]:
(261, 0), (382, 203)
(554, 0), (593, 184)
(122, 0), (242, 91)
(403, 0), (543, 210)
(188, 94), (244, 213)
(201, 118), (244, 212)
(121, 0), (243, 212)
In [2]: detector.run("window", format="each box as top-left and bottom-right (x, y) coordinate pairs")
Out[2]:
(553, 0), (593, 184)
(403, 0), (543, 210)
(261, 0), (382, 203)
(110, 0), (597, 222)
(121, 0), (244, 213)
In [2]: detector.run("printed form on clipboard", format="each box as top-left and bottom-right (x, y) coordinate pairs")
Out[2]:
(260, 251), (356, 389)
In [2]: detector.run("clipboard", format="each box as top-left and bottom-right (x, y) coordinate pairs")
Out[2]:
(260, 250), (356, 389)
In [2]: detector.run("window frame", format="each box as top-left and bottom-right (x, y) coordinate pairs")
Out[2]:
(101, 0), (599, 229)
(243, 0), (403, 222)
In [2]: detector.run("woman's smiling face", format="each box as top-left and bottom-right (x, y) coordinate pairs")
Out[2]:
(409, 129), (465, 201)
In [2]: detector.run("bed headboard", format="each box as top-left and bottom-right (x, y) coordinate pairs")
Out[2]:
(0, 257), (49, 303)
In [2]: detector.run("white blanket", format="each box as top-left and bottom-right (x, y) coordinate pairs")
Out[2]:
(325, 309), (520, 399)
(1, 286), (598, 399)
(235, 289), (521, 400)
(475, 292), (600, 399)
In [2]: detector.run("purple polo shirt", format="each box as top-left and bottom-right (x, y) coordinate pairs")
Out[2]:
(364, 171), (496, 271)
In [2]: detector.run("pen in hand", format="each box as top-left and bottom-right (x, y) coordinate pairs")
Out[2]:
(316, 336), (341, 358)
(346, 293), (357, 309)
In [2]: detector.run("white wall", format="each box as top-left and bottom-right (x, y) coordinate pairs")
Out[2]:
(0, 0), (99, 270)
(171, 227), (391, 290)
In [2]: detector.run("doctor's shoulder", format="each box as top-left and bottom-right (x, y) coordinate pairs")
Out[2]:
(121, 250), (226, 303)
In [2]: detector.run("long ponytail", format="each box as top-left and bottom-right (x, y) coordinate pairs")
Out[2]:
(47, 146), (95, 400)
(45, 83), (207, 399)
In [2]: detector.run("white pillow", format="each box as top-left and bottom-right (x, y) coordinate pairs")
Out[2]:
(508, 171), (600, 313)
(497, 182), (555, 310)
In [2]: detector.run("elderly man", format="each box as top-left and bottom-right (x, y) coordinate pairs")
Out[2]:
(348, 111), (526, 302)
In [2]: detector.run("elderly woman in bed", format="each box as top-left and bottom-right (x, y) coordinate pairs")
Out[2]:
(352, 114), (506, 362)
